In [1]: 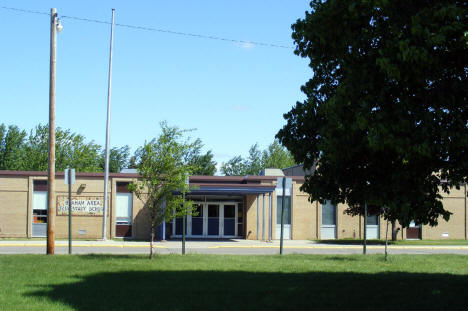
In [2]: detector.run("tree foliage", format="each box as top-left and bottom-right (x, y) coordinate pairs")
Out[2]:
(277, 0), (467, 227)
(131, 138), (216, 175)
(221, 140), (295, 176)
(0, 124), (27, 170)
(0, 123), (128, 172)
(129, 122), (197, 258)
(100, 145), (131, 173)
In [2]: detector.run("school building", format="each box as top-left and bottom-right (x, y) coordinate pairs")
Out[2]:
(0, 170), (466, 240)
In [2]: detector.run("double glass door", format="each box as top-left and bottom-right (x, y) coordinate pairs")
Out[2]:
(174, 202), (238, 238)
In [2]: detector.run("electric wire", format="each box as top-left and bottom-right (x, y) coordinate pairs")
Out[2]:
(0, 5), (293, 49)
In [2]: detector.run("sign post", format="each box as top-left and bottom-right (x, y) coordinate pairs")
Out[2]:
(277, 177), (292, 255)
(64, 168), (75, 254)
(182, 174), (189, 255)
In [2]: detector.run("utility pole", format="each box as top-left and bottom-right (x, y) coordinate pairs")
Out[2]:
(102, 9), (115, 240)
(47, 8), (61, 255)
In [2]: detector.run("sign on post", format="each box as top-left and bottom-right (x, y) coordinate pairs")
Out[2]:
(64, 168), (75, 185)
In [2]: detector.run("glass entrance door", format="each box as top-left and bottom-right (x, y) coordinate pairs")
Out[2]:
(190, 204), (204, 236)
(207, 204), (220, 236)
(222, 204), (236, 236)
(175, 202), (239, 238)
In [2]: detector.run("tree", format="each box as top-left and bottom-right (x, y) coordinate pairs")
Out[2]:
(277, 1), (467, 230)
(184, 138), (217, 175)
(0, 123), (130, 173)
(100, 145), (130, 173)
(262, 140), (296, 170)
(0, 124), (27, 170)
(129, 122), (197, 259)
(221, 145), (262, 176)
(221, 140), (296, 176)
(220, 155), (248, 176)
(189, 150), (217, 175)
(131, 138), (216, 175)
(24, 124), (102, 172)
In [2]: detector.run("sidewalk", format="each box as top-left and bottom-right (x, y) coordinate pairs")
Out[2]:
(1, 239), (468, 250)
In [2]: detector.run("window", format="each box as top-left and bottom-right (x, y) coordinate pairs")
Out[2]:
(32, 190), (48, 224)
(191, 204), (203, 218)
(208, 205), (219, 217)
(367, 214), (378, 225)
(322, 201), (336, 225)
(276, 196), (291, 224)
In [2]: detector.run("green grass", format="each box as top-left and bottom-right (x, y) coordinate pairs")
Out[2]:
(314, 238), (468, 245)
(0, 254), (467, 310)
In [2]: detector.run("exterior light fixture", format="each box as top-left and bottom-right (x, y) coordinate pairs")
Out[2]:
(56, 18), (63, 32)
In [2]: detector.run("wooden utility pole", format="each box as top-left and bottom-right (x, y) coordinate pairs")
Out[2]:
(47, 8), (58, 255)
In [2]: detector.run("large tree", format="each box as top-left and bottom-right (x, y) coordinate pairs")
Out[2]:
(277, 1), (467, 228)
(131, 138), (216, 176)
(100, 145), (131, 173)
(221, 140), (295, 176)
(0, 125), (27, 170)
(184, 138), (217, 176)
(0, 123), (130, 173)
(129, 122), (197, 259)
(24, 124), (102, 172)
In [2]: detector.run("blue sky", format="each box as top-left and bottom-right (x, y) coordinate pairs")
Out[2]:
(0, 1), (311, 171)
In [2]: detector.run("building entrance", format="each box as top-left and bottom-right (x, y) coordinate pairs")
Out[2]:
(173, 202), (240, 238)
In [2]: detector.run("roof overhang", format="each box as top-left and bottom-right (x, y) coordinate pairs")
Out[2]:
(186, 183), (275, 195)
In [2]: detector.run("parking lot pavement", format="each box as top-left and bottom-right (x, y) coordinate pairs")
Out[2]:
(1, 239), (468, 255)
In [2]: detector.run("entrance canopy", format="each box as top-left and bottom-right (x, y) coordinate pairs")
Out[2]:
(188, 183), (275, 195)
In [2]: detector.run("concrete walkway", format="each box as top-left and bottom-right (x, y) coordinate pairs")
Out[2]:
(1, 239), (468, 255)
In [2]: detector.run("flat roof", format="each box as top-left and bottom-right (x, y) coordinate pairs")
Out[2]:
(0, 170), (305, 182)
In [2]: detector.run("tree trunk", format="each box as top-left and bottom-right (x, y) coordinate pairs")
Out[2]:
(363, 203), (367, 255)
(149, 221), (154, 260)
(385, 219), (389, 261)
(391, 220), (398, 241)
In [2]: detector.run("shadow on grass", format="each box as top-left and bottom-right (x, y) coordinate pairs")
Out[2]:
(27, 269), (467, 310)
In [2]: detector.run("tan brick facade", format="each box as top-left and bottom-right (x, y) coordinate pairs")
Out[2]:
(0, 171), (466, 241)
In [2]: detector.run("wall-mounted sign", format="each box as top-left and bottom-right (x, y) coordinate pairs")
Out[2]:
(57, 196), (108, 216)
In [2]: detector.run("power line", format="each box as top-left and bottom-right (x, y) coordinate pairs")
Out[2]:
(0, 5), (49, 16)
(0, 5), (293, 49)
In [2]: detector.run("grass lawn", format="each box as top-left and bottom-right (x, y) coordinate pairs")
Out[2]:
(314, 239), (468, 245)
(0, 254), (467, 310)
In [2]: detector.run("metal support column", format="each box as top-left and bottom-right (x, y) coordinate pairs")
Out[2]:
(268, 192), (272, 241)
(262, 193), (265, 241)
(256, 195), (259, 240)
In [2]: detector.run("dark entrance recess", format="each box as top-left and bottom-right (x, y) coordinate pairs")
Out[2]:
(406, 227), (421, 239)
(34, 180), (48, 191)
(116, 225), (132, 237)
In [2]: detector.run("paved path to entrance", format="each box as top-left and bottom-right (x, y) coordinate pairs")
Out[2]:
(1, 239), (468, 255)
